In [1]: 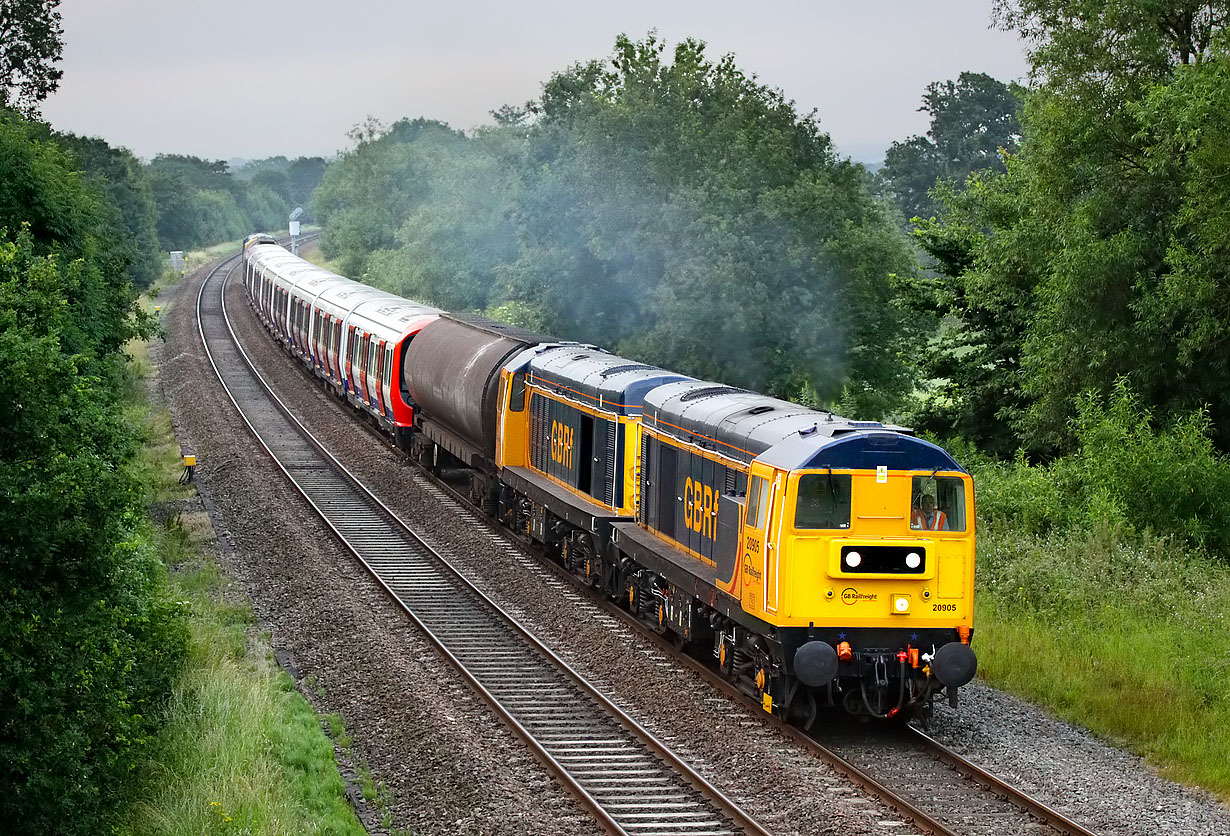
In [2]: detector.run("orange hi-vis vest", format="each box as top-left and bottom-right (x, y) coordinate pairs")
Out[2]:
(912, 509), (947, 530)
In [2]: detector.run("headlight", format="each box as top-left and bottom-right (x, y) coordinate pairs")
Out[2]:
(845, 551), (861, 568)
(893, 596), (910, 613)
(905, 551), (922, 569)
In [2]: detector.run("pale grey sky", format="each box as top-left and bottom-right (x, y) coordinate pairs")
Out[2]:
(40, 1), (1029, 164)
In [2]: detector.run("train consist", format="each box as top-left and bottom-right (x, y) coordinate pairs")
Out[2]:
(240, 234), (978, 723)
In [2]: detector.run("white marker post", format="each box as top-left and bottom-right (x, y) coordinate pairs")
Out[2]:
(289, 207), (304, 255)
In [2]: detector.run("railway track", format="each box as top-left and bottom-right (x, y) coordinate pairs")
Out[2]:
(809, 721), (1102, 836)
(196, 252), (773, 836)
(445, 526), (1106, 836)
(556, 547), (1104, 836)
(208, 243), (1106, 836)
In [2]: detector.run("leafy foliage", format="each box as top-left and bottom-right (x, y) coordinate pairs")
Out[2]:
(0, 110), (154, 358)
(0, 110), (186, 835)
(147, 155), (254, 250)
(314, 118), (465, 279)
(233, 155), (328, 216)
(967, 381), (1230, 556)
(912, 1), (1230, 454)
(880, 72), (1022, 221)
(0, 0), (63, 114)
(54, 133), (162, 288)
(316, 36), (919, 415)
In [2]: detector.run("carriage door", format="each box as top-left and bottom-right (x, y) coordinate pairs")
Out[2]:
(322, 316), (333, 377)
(740, 464), (781, 615)
(333, 321), (343, 383)
(762, 471), (783, 613)
(359, 334), (372, 403)
(656, 443), (678, 539)
(344, 326), (356, 392)
(375, 341), (387, 416)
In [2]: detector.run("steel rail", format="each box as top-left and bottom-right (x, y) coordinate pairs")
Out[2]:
(575, 558), (1104, 836)
(194, 252), (773, 836)
(905, 726), (1102, 836)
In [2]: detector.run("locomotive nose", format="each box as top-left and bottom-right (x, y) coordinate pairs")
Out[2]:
(793, 640), (839, 687)
(932, 641), (977, 687)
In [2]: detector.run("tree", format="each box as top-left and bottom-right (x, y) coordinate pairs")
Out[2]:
(56, 133), (162, 288)
(0, 108), (184, 835)
(313, 118), (464, 277)
(0, 111), (150, 359)
(145, 154), (296, 249)
(514, 35), (918, 411)
(0, 0), (63, 113)
(881, 72), (1021, 221)
(914, 1), (1230, 454)
(314, 37), (920, 416)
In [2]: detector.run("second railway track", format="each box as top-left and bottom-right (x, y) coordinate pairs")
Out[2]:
(196, 252), (773, 836)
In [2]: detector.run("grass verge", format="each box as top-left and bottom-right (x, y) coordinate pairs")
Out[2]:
(973, 523), (1230, 797)
(117, 267), (366, 836)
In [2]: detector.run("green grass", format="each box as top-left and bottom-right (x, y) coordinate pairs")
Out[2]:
(973, 523), (1230, 796)
(117, 544), (364, 836)
(115, 287), (365, 836)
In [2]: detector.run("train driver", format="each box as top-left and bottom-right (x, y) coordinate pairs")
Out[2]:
(911, 494), (949, 531)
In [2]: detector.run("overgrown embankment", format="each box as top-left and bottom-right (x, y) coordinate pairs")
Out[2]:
(962, 386), (1230, 796)
(114, 265), (368, 836)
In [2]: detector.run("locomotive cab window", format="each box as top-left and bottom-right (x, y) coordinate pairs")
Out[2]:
(910, 475), (966, 532)
(794, 473), (852, 530)
(509, 372), (527, 412)
(746, 476), (769, 530)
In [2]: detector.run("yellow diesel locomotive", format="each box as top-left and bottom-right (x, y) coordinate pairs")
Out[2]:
(402, 314), (977, 723)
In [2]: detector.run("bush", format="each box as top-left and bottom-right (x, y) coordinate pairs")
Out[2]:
(968, 380), (1230, 559)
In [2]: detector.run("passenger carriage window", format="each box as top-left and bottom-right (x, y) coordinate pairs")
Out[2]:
(794, 473), (852, 530)
(910, 475), (966, 532)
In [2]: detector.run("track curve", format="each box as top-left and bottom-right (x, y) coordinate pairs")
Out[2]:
(196, 252), (774, 836)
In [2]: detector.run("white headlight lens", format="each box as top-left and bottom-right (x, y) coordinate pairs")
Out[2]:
(845, 551), (861, 568)
(894, 596), (910, 613)
(906, 552), (922, 569)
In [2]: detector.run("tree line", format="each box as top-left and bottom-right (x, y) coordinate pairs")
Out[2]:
(314, 36), (919, 417)
(317, 6), (1230, 469)
(0, 2), (326, 830)
(0, 104), (189, 832)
